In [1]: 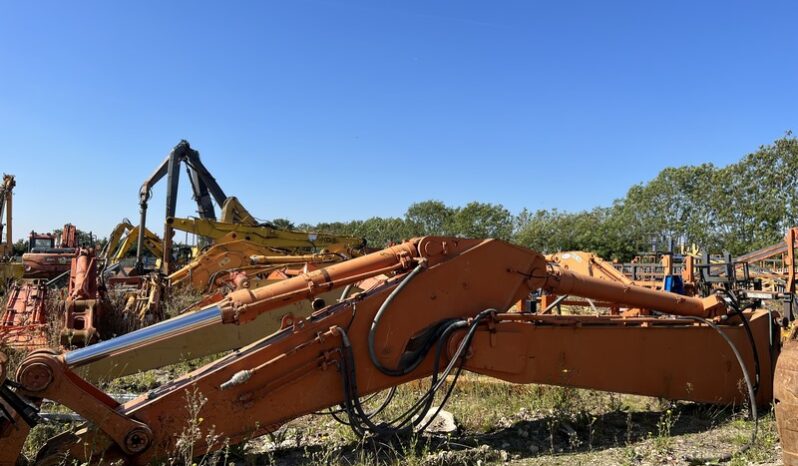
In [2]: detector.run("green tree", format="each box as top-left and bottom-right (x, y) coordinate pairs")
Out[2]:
(404, 200), (454, 236)
(11, 239), (27, 256)
(52, 227), (97, 248)
(514, 207), (626, 259)
(450, 202), (513, 240)
(352, 217), (415, 246)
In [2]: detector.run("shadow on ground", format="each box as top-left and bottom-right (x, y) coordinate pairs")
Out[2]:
(239, 402), (753, 465)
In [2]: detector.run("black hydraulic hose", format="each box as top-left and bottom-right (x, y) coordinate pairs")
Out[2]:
(392, 309), (496, 432)
(334, 308), (496, 437)
(368, 261), (427, 376)
(764, 308), (780, 383)
(336, 327), (384, 435)
(412, 310), (496, 433)
(384, 320), (468, 431)
(682, 316), (758, 464)
(323, 387), (397, 420)
(376, 310), (494, 432)
(721, 290), (761, 395)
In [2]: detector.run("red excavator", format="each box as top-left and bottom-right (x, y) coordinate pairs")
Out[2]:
(21, 224), (79, 280)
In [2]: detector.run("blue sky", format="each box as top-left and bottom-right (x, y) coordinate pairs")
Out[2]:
(1, 1), (796, 241)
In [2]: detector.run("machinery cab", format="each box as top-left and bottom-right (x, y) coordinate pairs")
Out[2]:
(28, 232), (55, 252)
(28, 224), (78, 253)
(22, 224), (80, 279)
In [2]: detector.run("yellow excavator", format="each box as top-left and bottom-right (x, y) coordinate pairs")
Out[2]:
(168, 216), (364, 256)
(100, 219), (165, 270)
(165, 216), (365, 292)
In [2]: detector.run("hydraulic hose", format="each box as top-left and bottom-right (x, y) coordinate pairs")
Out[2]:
(683, 316), (758, 464)
(368, 260), (427, 376)
(335, 308), (496, 437)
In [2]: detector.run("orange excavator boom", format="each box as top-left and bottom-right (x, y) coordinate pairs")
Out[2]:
(0, 237), (772, 465)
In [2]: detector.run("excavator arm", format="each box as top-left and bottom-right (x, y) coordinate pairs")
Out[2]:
(162, 218), (366, 293)
(0, 237), (771, 465)
(105, 224), (164, 267)
(168, 216), (366, 255)
(99, 219), (133, 262)
(136, 140), (228, 272)
(166, 233), (345, 292)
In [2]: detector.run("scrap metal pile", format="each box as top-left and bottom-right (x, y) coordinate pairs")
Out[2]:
(3, 141), (798, 465)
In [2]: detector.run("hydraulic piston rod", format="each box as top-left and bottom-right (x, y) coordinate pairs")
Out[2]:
(544, 267), (726, 318)
(64, 306), (222, 367)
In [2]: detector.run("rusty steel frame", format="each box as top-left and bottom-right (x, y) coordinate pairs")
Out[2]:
(61, 248), (106, 347)
(0, 280), (48, 349)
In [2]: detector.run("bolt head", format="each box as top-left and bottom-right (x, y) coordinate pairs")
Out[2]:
(125, 428), (150, 454)
(18, 362), (53, 392)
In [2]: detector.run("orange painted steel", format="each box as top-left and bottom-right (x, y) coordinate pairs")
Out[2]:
(0, 280), (48, 349)
(730, 227), (798, 294)
(60, 224), (77, 249)
(462, 311), (771, 405)
(61, 248), (106, 346)
(775, 338), (798, 465)
(22, 223), (81, 279)
(0, 237), (774, 465)
(167, 236), (274, 292)
(544, 251), (642, 314)
(217, 237), (426, 325)
(544, 263), (725, 318)
(549, 251), (633, 285)
(21, 251), (73, 279)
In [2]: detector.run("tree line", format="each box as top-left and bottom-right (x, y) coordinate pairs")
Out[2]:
(11, 134), (795, 262)
(287, 133), (798, 261)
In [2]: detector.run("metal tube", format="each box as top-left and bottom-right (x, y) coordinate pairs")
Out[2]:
(546, 268), (723, 317)
(64, 305), (222, 367)
(223, 240), (420, 324)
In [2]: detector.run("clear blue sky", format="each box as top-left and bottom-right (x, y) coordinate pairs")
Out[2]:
(1, 1), (796, 241)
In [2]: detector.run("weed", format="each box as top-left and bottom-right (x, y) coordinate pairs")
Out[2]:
(172, 387), (208, 465)
(652, 404), (679, 452)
